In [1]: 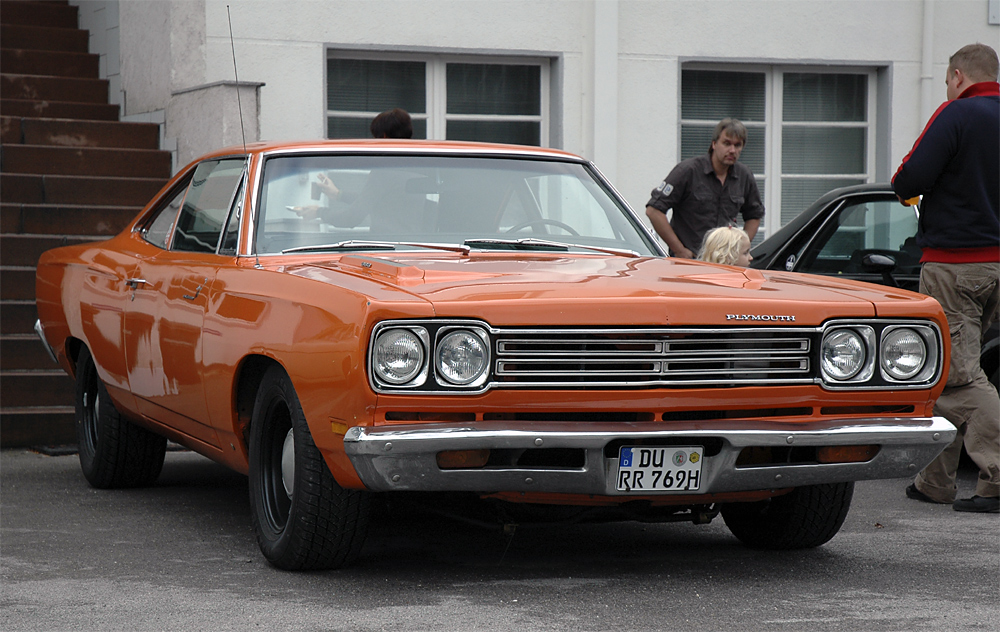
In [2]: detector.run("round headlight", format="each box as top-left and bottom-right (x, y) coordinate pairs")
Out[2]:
(373, 329), (425, 385)
(881, 328), (927, 380)
(436, 330), (488, 385)
(822, 329), (866, 380)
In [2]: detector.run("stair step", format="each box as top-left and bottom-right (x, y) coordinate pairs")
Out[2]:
(0, 371), (76, 408)
(1, 74), (109, 104)
(2, 203), (141, 235)
(0, 407), (77, 448)
(1, 301), (38, 335)
(1, 173), (168, 206)
(0, 98), (120, 120)
(1, 48), (99, 78)
(0, 0), (78, 29)
(1, 266), (35, 300)
(0, 23), (89, 53)
(1, 233), (102, 266)
(1, 144), (172, 177)
(1, 334), (60, 370)
(1, 116), (161, 149)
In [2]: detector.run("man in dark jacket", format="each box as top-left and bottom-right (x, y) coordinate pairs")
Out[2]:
(893, 43), (999, 513)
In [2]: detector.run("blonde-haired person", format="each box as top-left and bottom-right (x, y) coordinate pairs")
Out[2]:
(698, 226), (753, 266)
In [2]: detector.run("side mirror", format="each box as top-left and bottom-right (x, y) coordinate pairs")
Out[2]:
(861, 253), (898, 288)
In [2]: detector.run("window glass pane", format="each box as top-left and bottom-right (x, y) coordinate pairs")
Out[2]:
(328, 117), (426, 140)
(681, 70), (765, 121)
(783, 74), (866, 122)
(327, 59), (426, 113)
(796, 200), (921, 276)
(172, 159), (245, 253)
(780, 177), (866, 225)
(143, 185), (187, 249)
(447, 120), (540, 146)
(447, 64), (540, 115)
(782, 127), (866, 174)
(680, 124), (765, 173)
(219, 173), (246, 255)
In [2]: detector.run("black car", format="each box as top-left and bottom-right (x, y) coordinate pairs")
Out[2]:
(751, 183), (998, 389)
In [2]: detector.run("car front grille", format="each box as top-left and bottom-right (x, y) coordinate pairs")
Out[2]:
(491, 328), (815, 388)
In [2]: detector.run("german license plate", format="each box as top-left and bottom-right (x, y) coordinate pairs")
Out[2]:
(616, 446), (703, 492)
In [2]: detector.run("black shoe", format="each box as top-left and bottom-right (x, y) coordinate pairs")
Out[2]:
(906, 483), (948, 504)
(953, 496), (1000, 513)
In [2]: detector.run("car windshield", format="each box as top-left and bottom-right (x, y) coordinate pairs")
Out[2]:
(254, 154), (658, 256)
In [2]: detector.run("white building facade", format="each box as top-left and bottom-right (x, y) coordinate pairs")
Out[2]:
(72, 0), (1000, 241)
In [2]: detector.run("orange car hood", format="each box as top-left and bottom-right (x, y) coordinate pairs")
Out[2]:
(288, 254), (936, 327)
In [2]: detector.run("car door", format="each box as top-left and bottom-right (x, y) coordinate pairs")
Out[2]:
(124, 158), (246, 447)
(783, 195), (922, 291)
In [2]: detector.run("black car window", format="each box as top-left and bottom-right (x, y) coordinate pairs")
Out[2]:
(171, 159), (247, 253)
(795, 199), (920, 277)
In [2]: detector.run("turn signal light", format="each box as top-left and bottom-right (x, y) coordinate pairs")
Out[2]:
(817, 445), (880, 464)
(437, 449), (490, 469)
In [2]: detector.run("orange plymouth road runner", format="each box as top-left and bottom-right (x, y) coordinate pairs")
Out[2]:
(35, 140), (955, 570)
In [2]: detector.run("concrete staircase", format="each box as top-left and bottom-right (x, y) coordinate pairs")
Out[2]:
(1, 0), (172, 447)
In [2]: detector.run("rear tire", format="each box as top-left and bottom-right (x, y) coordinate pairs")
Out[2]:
(248, 365), (370, 570)
(721, 482), (854, 549)
(75, 347), (167, 488)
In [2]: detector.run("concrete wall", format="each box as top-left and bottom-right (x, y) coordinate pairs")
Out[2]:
(75, 0), (999, 225)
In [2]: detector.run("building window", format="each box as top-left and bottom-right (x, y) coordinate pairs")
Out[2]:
(681, 66), (876, 238)
(326, 53), (548, 145)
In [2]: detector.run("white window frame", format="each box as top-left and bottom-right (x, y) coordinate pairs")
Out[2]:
(326, 50), (550, 145)
(681, 63), (878, 240)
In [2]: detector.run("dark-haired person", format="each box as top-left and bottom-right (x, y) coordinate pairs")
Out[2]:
(893, 43), (1000, 514)
(370, 107), (413, 139)
(645, 118), (764, 258)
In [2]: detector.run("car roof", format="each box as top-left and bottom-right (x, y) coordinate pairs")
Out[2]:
(196, 139), (586, 162)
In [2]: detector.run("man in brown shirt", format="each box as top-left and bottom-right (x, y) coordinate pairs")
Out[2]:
(645, 118), (764, 258)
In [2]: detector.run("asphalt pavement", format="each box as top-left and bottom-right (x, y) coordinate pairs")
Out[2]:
(1, 447), (997, 632)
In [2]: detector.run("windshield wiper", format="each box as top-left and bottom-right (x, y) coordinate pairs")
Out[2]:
(281, 240), (470, 254)
(464, 238), (640, 257)
(464, 238), (570, 251)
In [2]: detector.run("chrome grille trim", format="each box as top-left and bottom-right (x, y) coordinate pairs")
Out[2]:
(491, 327), (815, 388)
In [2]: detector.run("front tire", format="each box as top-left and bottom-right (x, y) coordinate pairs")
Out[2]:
(248, 365), (370, 570)
(721, 482), (854, 549)
(75, 347), (166, 488)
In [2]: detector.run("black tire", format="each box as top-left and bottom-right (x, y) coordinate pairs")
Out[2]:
(75, 347), (167, 489)
(248, 365), (370, 570)
(720, 482), (854, 550)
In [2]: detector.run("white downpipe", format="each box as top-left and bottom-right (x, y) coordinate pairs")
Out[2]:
(920, 0), (936, 124)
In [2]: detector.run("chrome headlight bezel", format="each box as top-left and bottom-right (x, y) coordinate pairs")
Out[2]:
(880, 324), (938, 383)
(434, 327), (491, 387)
(370, 327), (430, 388)
(820, 325), (876, 383)
(819, 320), (943, 390)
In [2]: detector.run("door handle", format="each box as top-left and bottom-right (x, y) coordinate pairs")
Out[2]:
(125, 278), (146, 289)
(183, 278), (209, 301)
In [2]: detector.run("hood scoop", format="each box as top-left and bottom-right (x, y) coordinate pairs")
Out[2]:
(338, 255), (426, 285)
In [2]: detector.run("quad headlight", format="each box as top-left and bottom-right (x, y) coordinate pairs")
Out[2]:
(880, 325), (936, 382)
(372, 327), (429, 386)
(369, 322), (491, 391)
(821, 326), (875, 382)
(820, 321), (941, 388)
(436, 329), (489, 386)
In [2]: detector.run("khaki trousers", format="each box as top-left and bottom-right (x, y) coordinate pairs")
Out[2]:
(914, 262), (1000, 502)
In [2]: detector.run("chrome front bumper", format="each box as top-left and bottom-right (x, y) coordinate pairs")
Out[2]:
(343, 417), (956, 495)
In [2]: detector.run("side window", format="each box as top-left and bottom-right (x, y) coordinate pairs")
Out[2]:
(219, 173), (247, 256)
(171, 159), (246, 253)
(796, 199), (920, 275)
(142, 184), (188, 249)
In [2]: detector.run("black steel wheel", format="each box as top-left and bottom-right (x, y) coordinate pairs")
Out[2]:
(248, 365), (370, 570)
(75, 346), (166, 488)
(721, 482), (854, 550)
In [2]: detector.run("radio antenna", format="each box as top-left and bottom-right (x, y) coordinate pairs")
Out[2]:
(227, 5), (247, 153)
